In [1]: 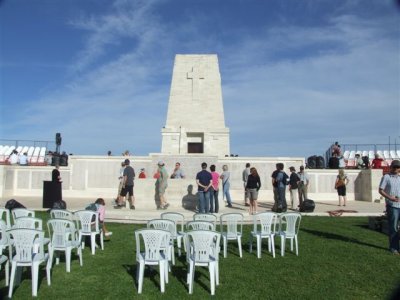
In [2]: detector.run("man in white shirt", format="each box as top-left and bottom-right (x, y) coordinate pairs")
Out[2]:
(8, 150), (19, 165)
(18, 152), (29, 165)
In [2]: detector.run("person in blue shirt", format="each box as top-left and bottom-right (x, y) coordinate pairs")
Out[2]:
(196, 162), (212, 213)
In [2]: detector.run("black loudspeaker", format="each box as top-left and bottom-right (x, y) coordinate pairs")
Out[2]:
(307, 156), (317, 169)
(316, 156), (325, 169)
(300, 199), (315, 212)
(43, 181), (62, 208)
(56, 133), (62, 146)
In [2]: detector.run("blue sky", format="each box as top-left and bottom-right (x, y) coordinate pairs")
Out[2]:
(0, 0), (399, 157)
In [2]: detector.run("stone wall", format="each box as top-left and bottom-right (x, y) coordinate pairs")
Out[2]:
(0, 155), (384, 209)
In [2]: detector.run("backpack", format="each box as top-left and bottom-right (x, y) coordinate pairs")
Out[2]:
(5, 199), (25, 211)
(85, 203), (98, 222)
(279, 172), (289, 186)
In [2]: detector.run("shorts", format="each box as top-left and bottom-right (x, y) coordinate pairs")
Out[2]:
(158, 184), (168, 195)
(120, 185), (134, 197)
(337, 186), (346, 196)
(248, 188), (258, 201)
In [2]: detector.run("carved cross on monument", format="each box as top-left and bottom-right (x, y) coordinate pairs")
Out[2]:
(187, 66), (204, 101)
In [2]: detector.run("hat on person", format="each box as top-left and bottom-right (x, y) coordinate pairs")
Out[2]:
(391, 160), (400, 168)
(158, 161), (164, 166)
(124, 159), (130, 165)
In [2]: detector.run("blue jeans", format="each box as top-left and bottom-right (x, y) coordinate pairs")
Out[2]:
(222, 182), (232, 206)
(387, 205), (400, 252)
(277, 187), (287, 210)
(209, 187), (219, 213)
(198, 191), (210, 213)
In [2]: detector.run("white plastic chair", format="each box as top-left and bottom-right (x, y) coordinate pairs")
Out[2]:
(185, 230), (221, 295)
(0, 220), (10, 286)
(193, 213), (217, 227)
(11, 208), (35, 224)
(0, 208), (11, 229)
(135, 228), (170, 294)
(13, 217), (43, 230)
(161, 212), (185, 256)
(8, 229), (51, 298)
(278, 213), (301, 256)
(47, 219), (83, 272)
(147, 219), (176, 266)
(220, 213), (243, 258)
(249, 212), (278, 258)
(186, 220), (215, 231)
(50, 209), (73, 220)
(74, 210), (104, 255)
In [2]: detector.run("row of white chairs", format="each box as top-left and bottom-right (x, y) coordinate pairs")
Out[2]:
(136, 212), (301, 295)
(0, 145), (47, 164)
(0, 208), (105, 297)
(343, 150), (400, 160)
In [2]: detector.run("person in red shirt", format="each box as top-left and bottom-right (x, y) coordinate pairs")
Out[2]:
(138, 168), (146, 179)
(371, 154), (384, 169)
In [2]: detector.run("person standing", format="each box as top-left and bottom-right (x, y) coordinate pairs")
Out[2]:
(52, 164), (62, 182)
(245, 167), (261, 215)
(273, 163), (288, 212)
(170, 162), (185, 179)
(242, 163), (251, 206)
(209, 165), (220, 213)
(156, 161), (169, 209)
(115, 159), (135, 209)
(220, 165), (233, 208)
(328, 153), (340, 169)
(297, 166), (310, 207)
(115, 161), (125, 204)
(379, 160), (400, 255)
(196, 162), (212, 213)
(335, 169), (349, 206)
(288, 166), (300, 210)
(271, 164), (280, 212)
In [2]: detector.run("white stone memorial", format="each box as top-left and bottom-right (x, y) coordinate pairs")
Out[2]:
(161, 54), (230, 157)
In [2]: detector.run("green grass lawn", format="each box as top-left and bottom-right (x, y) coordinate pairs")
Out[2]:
(0, 213), (398, 299)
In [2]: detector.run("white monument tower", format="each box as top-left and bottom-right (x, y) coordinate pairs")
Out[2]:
(161, 54), (230, 157)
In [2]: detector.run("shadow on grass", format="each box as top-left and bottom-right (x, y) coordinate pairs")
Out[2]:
(123, 264), (163, 291)
(301, 228), (387, 251)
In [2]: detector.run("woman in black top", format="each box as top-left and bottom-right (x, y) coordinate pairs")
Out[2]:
(245, 167), (261, 215)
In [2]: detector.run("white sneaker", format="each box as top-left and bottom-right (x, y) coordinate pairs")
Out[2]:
(105, 232), (113, 236)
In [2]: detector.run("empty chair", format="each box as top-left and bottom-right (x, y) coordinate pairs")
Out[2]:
(0, 220), (10, 286)
(27, 146), (35, 160)
(11, 208), (35, 224)
(193, 213), (217, 227)
(15, 146), (22, 154)
(348, 151), (356, 159)
(8, 229), (51, 298)
(368, 151), (375, 159)
(161, 212), (185, 256)
(249, 212), (278, 258)
(50, 209), (73, 220)
(147, 219), (176, 266)
(376, 150), (384, 159)
(135, 228), (170, 294)
(390, 150), (398, 159)
(342, 150), (350, 160)
(185, 230), (221, 295)
(220, 213), (243, 258)
(362, 150), (368, 157)
(383, 150), (390, 160)
(47, 219), (83, 273)
(279, 213), (302, 256)
(186, 220), (215, 231)
(37, 147), (46, 164)
(74, 210), (104, 255)
(13, 217), (43, 230)
(0, 208), (11, 229)
(30, 147), (41, 164)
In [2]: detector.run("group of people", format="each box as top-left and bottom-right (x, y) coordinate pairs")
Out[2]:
(7, 150), (29, 165)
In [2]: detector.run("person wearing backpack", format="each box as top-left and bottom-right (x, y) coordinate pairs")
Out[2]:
(288, 166), (300, 210)
(334, 169), (349, 206)
(273, 163), (288, 212)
